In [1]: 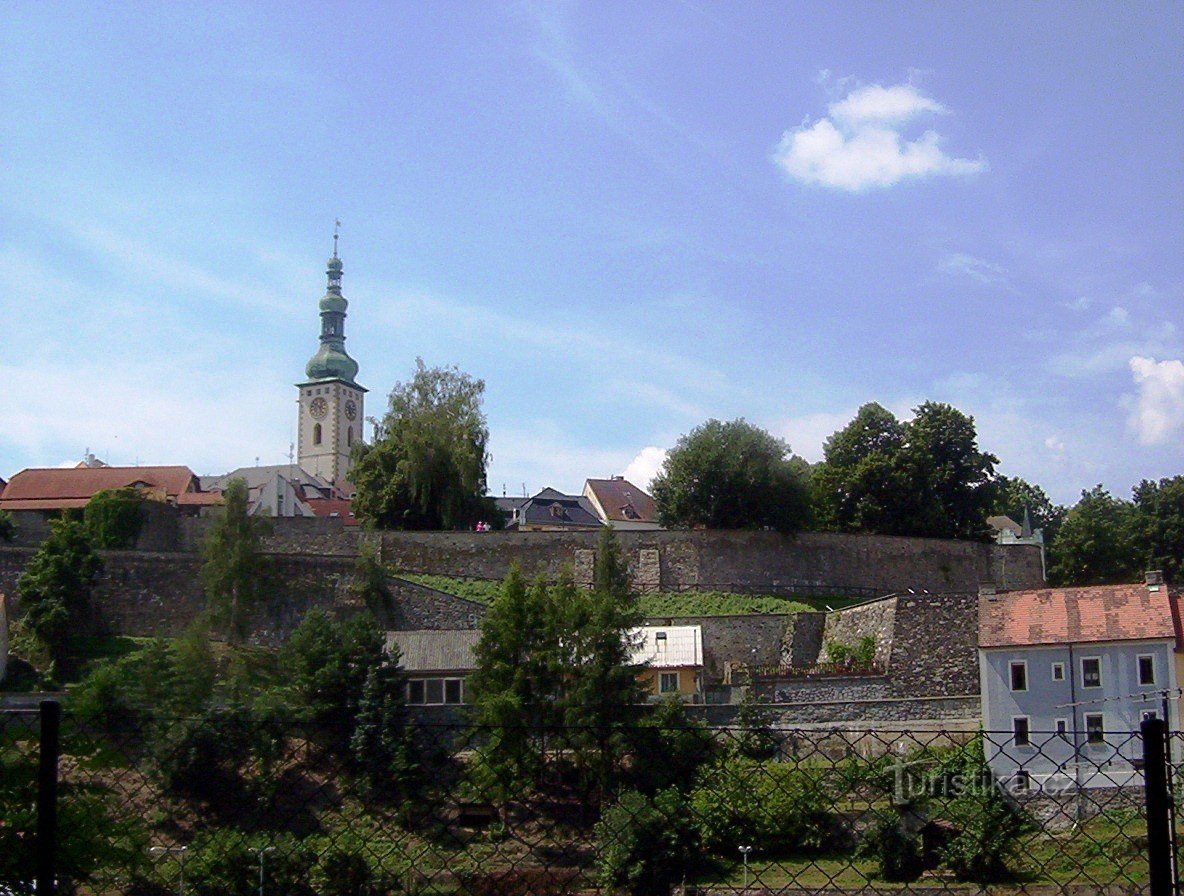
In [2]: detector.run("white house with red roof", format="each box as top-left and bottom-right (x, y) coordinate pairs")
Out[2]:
(978, 571), (1181, 792)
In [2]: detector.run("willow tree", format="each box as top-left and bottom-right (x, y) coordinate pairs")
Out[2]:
(351, 359), (497, 530)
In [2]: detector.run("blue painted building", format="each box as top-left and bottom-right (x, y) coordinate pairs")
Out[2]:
(978, 572), (1181, 793)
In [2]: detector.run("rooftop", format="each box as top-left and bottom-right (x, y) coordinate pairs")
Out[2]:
(979, 578), (1182, 649)
(0, 465), (203, 511)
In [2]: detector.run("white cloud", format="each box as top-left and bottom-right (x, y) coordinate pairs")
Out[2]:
(773, 80), (985, 191)
(940, 252), (1007, 286)
(623, 447), (667, 491)
(1127, 356), (1184, 445)
(828, 84), (946, 125)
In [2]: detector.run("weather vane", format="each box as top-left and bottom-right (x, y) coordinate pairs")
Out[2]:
(333, 219), (341, 257)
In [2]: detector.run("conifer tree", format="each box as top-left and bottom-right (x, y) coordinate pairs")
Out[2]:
(200, 478), (273, 643)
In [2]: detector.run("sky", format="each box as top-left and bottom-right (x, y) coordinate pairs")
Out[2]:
(1, 2), (1181, 506)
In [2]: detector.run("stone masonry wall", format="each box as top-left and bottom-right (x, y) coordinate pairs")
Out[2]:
(644, 613), (791, 681)
(20, 513), (1045, 595)
(887, 591), (980, 698)
(821, 596), (898, 668)
(781, 612), (826, 667)
(0, 547), (486, 646)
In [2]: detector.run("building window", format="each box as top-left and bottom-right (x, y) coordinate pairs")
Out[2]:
(346, 427), (353, 447)
(1051, 662), (1065, 681)
(659, 671), (679, 694)
(1138, 655), (1156, 686)
(313, 423), (322, 445)
(1081, 657), (1102, 688)
(1012, 716), (1030, 747)
(1084, 713), (1104, 745)
(1055, 719), (1069, 737)
(407, 678), (464, 705)
(1009, 661), (1028, 692)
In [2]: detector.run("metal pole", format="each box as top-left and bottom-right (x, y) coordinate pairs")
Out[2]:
(149, 846), (187, 896)
(1143, 716), (1173, 896)
(36, 700), (61, 896)
(249, 847), (275, 896)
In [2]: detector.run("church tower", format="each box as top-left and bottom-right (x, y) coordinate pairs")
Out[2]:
(297, 240), (366, 490)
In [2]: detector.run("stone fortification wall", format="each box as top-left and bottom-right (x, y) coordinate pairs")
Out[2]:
(821, 596), (897, 668)
(887, 591), (980, 697)
(0, 547), (485, 646)
(644, 614), (791, 681)
(782, 612), (826, 668)
(17, 512), (1045, 596)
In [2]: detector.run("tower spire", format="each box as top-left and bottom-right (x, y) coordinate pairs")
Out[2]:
(333, 218), (341, 259)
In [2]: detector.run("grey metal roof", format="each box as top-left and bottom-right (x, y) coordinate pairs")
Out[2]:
(386, 629), (481, 673)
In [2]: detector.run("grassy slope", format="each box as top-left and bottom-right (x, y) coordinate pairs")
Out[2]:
(397, 573), (859, 616)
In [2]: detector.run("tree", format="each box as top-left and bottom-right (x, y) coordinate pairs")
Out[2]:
(991, 475), (1064, 541)
(651, 418), (811, 532)
(812, 403), (919, 534)
(904, 402), (998, 540)
(200, 478), (272, 642)
(16, 516), (102, 670)
(0, 509), (15, 543)
(812, 402), (997, 540)
(1048, 486), (1139, 586)
(351, 358), (496, 530)
(350, 654), (416, 802)
(1132, 475), (1184, 582)
(83, 487), (145, 549)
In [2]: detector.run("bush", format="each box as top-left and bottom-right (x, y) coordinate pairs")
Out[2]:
(153, 706), (250, 800)
(691, 756), (838, 857)
(0, 509), (15, 543)
(596, 787), (700, 896)
(310, 844), (375, 896)
(858, 811), (924, 882)
(183, 830), (314, 896)
(84, 488), (145, 549)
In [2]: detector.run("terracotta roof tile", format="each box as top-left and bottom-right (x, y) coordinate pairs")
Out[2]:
(979, 582), (1182, 648)
(0, 466), (201, 511)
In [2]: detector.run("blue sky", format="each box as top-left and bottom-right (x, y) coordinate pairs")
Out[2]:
(2, 2), (1181, 505)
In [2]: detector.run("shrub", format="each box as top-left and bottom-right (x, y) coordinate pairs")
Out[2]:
(310, 844), (375, 896)
(596, 787), (700, 896)
(852, 635), (877, 666)
(183, 830), (314, 896)
(153, 706), (250, 800)
(858, 811), (924, 882)
(0, 509), (15, 543)
(691, 756), (838, 857)
(84, 488), (145, 549)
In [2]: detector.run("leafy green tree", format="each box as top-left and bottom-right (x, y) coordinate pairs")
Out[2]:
(1049, 485), (1139, 585)
(813, 402), (997, 539)
(283, 609), (384, 757)
(991, 475), (1064, 541)
(352, 540), (391, 618)
(351, 358), (497, 530)
(350, 654), (417, 801)
(16, 516), (102, 670)
(625, 697), (718, 796)
(0, 509), (15, 543)
(812, 402), (920, 534)
(83, 487), (145, 548)
(596, 787), (700, 896)
(904, 402), (998, 540)
(651, 418), (811, 532)
(1132, 475), (1184, 582)
(200, 478), (273, 642)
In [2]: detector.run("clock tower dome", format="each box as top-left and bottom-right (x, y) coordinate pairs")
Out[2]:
(297, 239), (366, 490)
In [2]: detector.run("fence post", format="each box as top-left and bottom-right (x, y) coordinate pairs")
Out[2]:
(1143, 716), (1173, 896)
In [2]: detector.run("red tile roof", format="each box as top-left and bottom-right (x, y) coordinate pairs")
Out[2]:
(0, 466), (202, 511)
(584, 477), (657, 524)
(305, 497), (359, 526)
(979, 582), (1183, 649)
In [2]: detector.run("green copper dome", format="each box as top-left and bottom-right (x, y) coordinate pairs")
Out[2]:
(306, 343), (359, 381)
(304, 252), (360, 383)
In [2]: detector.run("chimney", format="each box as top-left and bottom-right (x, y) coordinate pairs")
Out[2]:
(1146, 569), (1165, 590)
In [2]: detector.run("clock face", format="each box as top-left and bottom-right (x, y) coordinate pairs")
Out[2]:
(310, 397), (328, 420)
(345, 400), (358, 421)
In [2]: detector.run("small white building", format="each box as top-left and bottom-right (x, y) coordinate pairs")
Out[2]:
(630, 625), (704, 702)
(978, 572), (1181, 793)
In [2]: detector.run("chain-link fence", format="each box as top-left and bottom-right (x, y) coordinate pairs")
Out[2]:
(0, 705), (1175, 895)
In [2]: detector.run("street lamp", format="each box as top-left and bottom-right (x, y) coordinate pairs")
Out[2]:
(148, 846), (187, 896)
(738, 845), (752, 890)
(249, 847), (276, 896)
